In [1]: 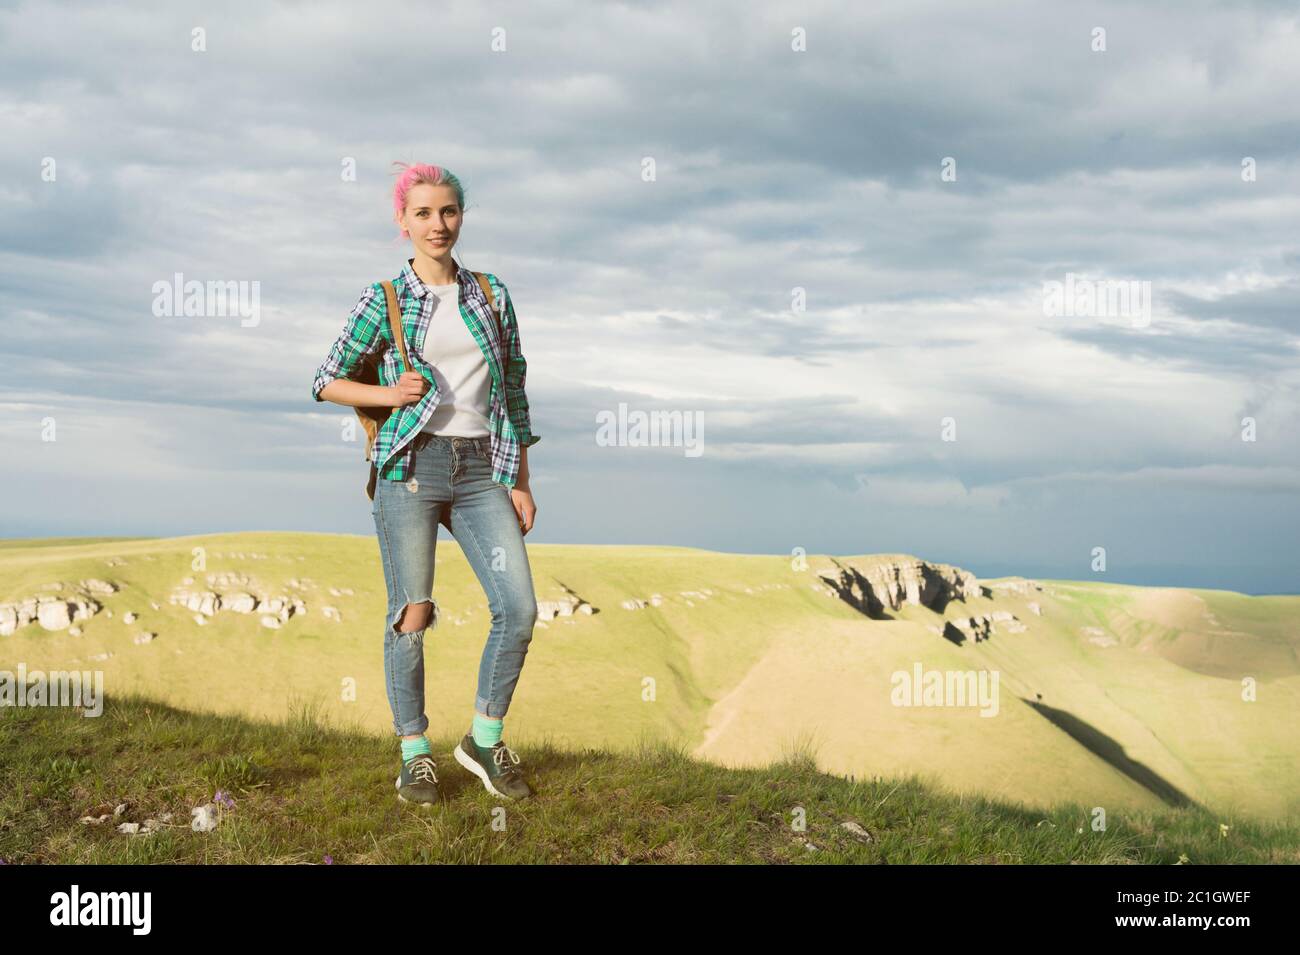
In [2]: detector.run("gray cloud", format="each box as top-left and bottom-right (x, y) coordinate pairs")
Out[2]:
(2, 0), (1299, 593)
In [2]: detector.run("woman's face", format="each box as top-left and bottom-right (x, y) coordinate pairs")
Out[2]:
(400, 182), (462, 256)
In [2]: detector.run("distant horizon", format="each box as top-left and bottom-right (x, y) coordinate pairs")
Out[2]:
(2, 533), (1293, 598)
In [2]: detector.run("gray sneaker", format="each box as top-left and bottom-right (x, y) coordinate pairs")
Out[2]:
(454, 733), (534, 799)
(395, 752), (442, 806)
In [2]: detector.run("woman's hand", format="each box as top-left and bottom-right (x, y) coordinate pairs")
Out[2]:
(510, 484), (537, 535)
(387, 370), (429, 407)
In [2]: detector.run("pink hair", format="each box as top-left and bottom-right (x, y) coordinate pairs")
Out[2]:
(391, 162), (466, 239)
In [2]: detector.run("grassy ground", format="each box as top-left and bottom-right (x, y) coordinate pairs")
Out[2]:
(3, 692), (1297, 864)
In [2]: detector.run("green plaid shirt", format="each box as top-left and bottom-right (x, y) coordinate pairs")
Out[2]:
(311, 258), (540, 488)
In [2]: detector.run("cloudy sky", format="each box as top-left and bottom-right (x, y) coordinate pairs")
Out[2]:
(3, 0), (1298, 593)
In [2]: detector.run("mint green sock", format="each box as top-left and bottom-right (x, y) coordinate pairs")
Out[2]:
(400, 735), (432, 761)
(471, 713), (503, 748)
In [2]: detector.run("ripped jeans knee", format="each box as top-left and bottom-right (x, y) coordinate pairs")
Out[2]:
(391, 596), (439, 638)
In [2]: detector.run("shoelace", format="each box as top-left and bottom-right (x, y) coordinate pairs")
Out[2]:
(409, 755), (438, 784)
(492, 743), (522, 775)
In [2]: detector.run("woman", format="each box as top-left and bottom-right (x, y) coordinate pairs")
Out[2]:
(311, 163), (541, 805)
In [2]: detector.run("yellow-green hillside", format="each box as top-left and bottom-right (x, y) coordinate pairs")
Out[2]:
(2, 534), (1297, 824)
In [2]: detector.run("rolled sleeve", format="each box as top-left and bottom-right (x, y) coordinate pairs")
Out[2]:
(311, 283), (386, 402)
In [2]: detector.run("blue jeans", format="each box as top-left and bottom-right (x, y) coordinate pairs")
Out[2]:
(372, 432), (538, 735)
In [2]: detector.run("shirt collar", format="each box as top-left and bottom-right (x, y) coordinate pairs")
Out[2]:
(400, 257), (471, 299)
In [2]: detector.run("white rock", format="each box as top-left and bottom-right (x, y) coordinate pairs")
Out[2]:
(841, 820), (873, 841)
(190, 804), (219, 832)
(133, 632), (156, 645)
(33, 595), (98, 631)
(260, 615), (281, 629)
(36, 600), (73, 630)
(220, 592), (257, 614)
(536, 596), (578, 621)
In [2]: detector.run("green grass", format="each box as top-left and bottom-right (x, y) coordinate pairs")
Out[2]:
(3, 692), (1297, 865)
(3, 534), (1299, 824)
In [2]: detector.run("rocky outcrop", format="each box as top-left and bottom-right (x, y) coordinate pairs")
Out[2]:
(620, 588), (722, 611)
(168, 583), (306, 629)
(982, 578), (1045, 598)
(535, 580), (597, 622)
(0, 579), (120, 635)
(818, 557), (978, 618)
(940, 610), (1025, 645)
(538, 595), (595, 621)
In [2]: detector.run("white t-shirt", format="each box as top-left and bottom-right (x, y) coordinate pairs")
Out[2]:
(418, 282), (492, 437)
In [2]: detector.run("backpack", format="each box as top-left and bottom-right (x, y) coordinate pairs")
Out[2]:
(356, 272), (504, 500)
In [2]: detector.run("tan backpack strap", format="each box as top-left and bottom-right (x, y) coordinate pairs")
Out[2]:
(380, 281), (409, 374)
(472, 271), (506, 347)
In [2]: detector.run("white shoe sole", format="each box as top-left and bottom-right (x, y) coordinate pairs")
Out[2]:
(454, 743), (510, 798)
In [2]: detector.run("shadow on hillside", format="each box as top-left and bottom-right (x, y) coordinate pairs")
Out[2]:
(1023, 699), (1200, 810)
